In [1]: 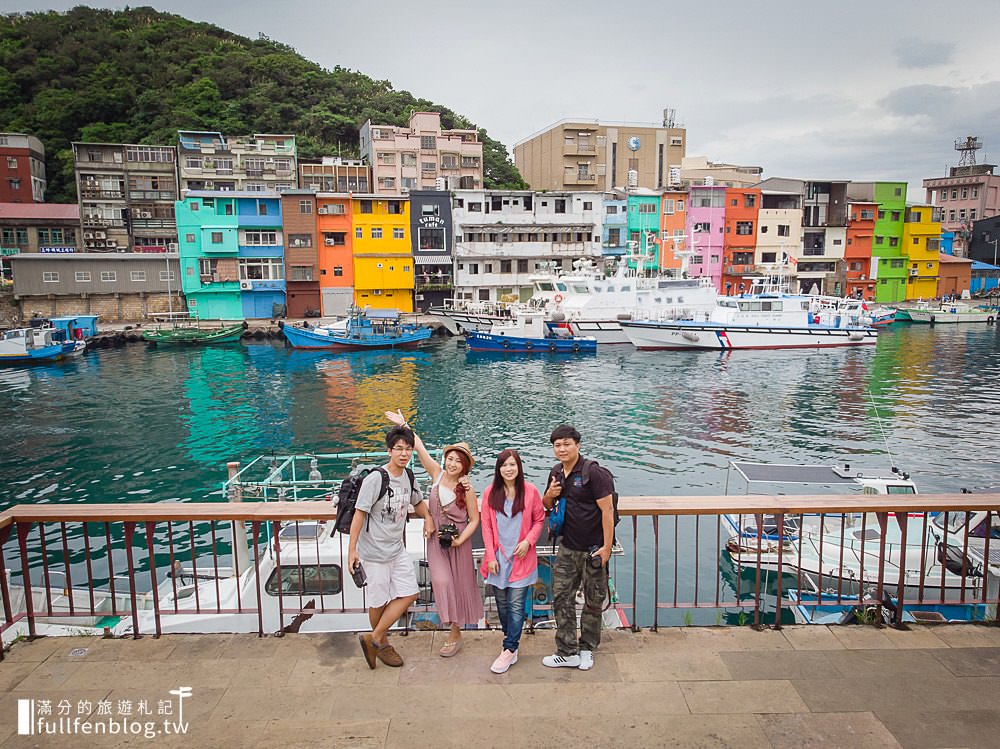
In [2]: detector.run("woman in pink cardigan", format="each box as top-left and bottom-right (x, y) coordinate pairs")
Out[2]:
(479, 449), (545, 674)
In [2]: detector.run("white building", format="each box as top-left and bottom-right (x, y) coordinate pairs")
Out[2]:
(451, 190), (604, 302)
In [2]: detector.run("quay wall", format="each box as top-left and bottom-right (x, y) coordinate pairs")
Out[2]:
(15, 292), (181, 323)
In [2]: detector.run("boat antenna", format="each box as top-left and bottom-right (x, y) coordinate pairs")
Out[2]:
(868, 391), (897, 472)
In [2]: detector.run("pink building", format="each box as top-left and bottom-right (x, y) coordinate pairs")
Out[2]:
(685, 184), (727, 289)
(359, 112), (483, 195)
(923, 141), (1000, 256)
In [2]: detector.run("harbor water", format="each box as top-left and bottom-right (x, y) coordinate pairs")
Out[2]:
(2, 324), (999, 624)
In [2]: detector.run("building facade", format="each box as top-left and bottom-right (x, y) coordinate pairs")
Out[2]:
(968, 216), (1000, 266)
(175, 192), (286, 320)
(177, 132), (297, 195)
(0, 133), (46, 203)
(514, 119), (686, 192)
(299, 157), (371, 193)
(350, 195), (414, 312)
(452, 190), (602, 303)
(685, 185), (727, 288)
(9, 253), (180, 321)
(658, 189), (688, 275)
(720, 187), (761, 294)
(844, 201), (877, 300)
(923, 162), (1000, 257)
(626, 192), (661, 273)
(408, 190), (454, 311)
(0, 204), (81, 269)
(937, 254), (972, 297)
(316, 193), (355, 316)
(359, 112), (482, 194)
(678, 157), (763, 189)
(281, 191), (321, 318)
(901, 205), (942, 300)
(73, 142), (179, 253)
(754, 190), (803, 286)
(601, 196), (628, 258)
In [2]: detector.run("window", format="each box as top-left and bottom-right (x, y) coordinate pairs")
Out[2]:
(420, 136), (437, 150)
(760, 225), (768, 234)
(761, 253), (776, 263)
(962, 187), (969, 199)
(421, 162), (436, 172)
(583, 201), (593, 210)
(875, 236), (884, 245)
(485, 263), (493, 273)
(6, 157), (17, 169)
(890, 211), (900, 222)
(638, 203), (656, 214)
(160, 271), (175, 282)
(422, 204), (439, 216)
(951, 189), (958, 199)
(662, 200), (675, 215)
(500, 260), (512, 273)
(42, 272), (59, 283)
(265, 564), (342, 596)
(75, 271), (91, 282)
(355, 227), (363, 239)
(889, 237), (899, 247)
(973, 187), (979, 199)
(469, 263), (479, 275)
(890, 259), (904, 268)
(239, 257), (284, 281)
(211, 232), (224, 244)
(378, 177), (396, 189)
(693, 222), (710, 233)
(299, 200), (313, 214)
(744, 195), (756, 208)
(607, 228), (621, 245)
(130, 271), (146, 282)
(333, 266), (344, 276)
(468, 202), (482, 212)
(690, 255), (703, 264)
(894, 187), (902, 196)
(736, 221), (753, 235)
(949, 210), (956, 221)
(377, 152), (395, 165)
(393, 228), (405, 239)
(324, 232), (346, 246)
(290, 266), (314, 281)
(371, 227), (383, 239)
(288, 234), (312, 248)
(387, 201), (403, 215)
(860, 210), (875, 220)
(777, 225), (790, 237)
(971, 209), (977, 220)
(606, 205), (618, 215)
(101, 271), (116, 282)
(327, 203), (346, 215)
(244, 231), (278, 246)
(8, 178), (21, 191)
(198, 258), (216, 276)
(554, 199), (566, 214)
(186, 233), (196, 243)
(360, 200), (373, 214)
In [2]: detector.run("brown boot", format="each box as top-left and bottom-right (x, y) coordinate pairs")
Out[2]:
(358, 633), (377, 670)
(375, 641), (404, 667)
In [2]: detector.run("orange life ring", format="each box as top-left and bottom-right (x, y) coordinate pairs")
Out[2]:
(554, 294), (564, 304)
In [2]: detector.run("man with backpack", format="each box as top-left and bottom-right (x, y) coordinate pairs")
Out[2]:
(541, 424), (615, 672)
(348, 425), (435, 669)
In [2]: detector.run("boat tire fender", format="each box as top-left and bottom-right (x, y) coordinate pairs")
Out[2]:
(525, 341), (534, 351)
(502, 340), (511, 350)
(929, 314), (935, 325)
(572, 342), (581, 352)
(549, 342), (558, 352)
(989, 316), (995, 325)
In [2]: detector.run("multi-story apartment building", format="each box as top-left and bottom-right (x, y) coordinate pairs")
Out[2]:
(316, 193), (355, 316)
(281, 191), (321, 317)
(679, 157), (763, 189)
(514, 118), (686, 192)
(754, 190), (803, 287)
(848, 182), (908, 303)
(845, 201), (878, 300)
(627, 192), (661, 273)
(658, 189), (688, 275)
(685, 185), (727, 289)
(902, 205), (942, 300)
(0, 205), (81, 265)
(73, 142), (179, 253)
(299, 157), (371, 193)
(923, 145), (1000, 257)
(0, 133), (46, 203)
(601, 195), (628, 258)
(720, 187), (761, 294)
(452, 190), (602, 303)
(359, 112), (482, 195)
(350, 195), (414, 312)
(177, 132), (297, 195)
(175, 192), (286, 319)
(408, 190), (454, 311)
(968, 216), (1000, 267)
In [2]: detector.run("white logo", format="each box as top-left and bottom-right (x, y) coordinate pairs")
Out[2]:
(18, 687), (192, 738)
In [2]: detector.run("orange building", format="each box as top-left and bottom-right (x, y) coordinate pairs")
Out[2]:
(937, 253), (973, 297)
(845, 201), (877, 300)
(658, 189), (687, 273)
(316, 194), (355, 316)
(720, 187), (761, 294)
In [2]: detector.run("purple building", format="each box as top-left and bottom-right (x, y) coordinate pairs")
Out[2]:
(685, 184), (727, 289)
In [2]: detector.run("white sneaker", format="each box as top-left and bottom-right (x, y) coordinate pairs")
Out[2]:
(578, 650), (594, 670)
(542, 653), (581, 668)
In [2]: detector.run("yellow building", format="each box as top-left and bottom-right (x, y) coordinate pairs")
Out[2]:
(350, 195), (414, 312)
(902, 205), (941, 300)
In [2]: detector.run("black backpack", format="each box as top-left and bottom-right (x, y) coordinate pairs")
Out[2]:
(334, 466), (417, 534)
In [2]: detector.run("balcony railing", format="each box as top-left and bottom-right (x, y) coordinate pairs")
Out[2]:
(81, 189), (124, 200)
(128, 190), (176, 201)
(565, 143), (596, 154)
(1, 492), (997, 655)
(725, 264), (756, 275)
(570, 173), (598, 183)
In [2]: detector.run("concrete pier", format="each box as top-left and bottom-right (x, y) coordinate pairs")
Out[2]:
(2, 625), (1000, 748)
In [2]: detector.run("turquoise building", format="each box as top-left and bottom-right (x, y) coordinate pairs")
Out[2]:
(175, 191), (286, 320)
(626, 192), (661, 272)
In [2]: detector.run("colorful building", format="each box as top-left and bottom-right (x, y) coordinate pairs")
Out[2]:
(281, 191), (321, 318)
(626, 191), (661, 272)
(602, 196), (628, 258)
(0, 133), (46, 203)
(300, 157), (370, 193)
(177, 132), (297, 195)
(901, 204), (941, 300)
(658, 189), (687, 275)
(350, 195), (414, 312)
(686, 185), (727, 288)
(316, 193), (355, 316)
(937, 253), (972, 297)
(175, 192), (285, 320)
(845, 201), (877, 300)
(755, 189), (803, 285)
(409, 190), (454, 312)
(720, 187), (760, 294)
(846, 182), (907, 303)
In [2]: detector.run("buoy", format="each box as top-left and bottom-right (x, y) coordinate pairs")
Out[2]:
(682, 331), (700, 342)
(849, 331), (865, 342)
(554, 294), (564, 304)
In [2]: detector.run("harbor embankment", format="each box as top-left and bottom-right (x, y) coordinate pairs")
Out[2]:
(3, 625), (999, 747)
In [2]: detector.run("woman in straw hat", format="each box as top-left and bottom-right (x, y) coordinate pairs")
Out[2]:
(385, 410), (483, 656)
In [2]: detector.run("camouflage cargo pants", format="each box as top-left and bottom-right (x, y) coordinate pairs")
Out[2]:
(553, 544), (608, 656)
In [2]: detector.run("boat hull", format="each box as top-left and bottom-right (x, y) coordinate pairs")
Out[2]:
(0, 343), (78, 365)
(466, 331), (596, 353)
(282, 323), (432, 350)
(142, 324), (246, 344)
(907, 309), (995, 324)
(621, 321), (878, 350)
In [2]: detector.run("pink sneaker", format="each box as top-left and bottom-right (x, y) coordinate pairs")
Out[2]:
(490, 649), (518, 674)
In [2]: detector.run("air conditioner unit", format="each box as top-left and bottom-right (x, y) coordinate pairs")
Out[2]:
(317, 206), (329, 215)
(909, 269), (918, 276)
(140, 211), (152, 219)
(325, 238), (336, 246)
(168, 242), (178, 251)
(84, 232), (94, 239)
(239, 280), (253, 290)
(106, 240), (117, 248)
(95, 231), (106, 239)
(309, 183), (322, 191)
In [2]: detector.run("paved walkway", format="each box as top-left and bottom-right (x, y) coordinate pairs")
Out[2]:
(2, 624), (1000, 748)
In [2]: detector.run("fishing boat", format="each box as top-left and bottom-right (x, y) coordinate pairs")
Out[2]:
(465, 310), (597, 354)
(141, 322), (247, 345)
(280, 308), (432, 350)
(621, 276), (876, 350)
(866, 306), (898, 326)
(906, 301), (996, 324)
(0, 326), (85, 365)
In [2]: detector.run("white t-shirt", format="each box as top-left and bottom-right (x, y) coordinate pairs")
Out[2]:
(355, 466), (424, 563)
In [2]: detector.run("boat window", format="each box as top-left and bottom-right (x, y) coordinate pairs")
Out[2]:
(278, 523), (323, 539)
(606, 285), (615, 292)
(265, 564), (343, 596)
(621, 285), (631, 292)
(932, 511), (973, 534)
(885, 485), (916, 495)
(556, 283), (568, 292)
(677, 296), (684, 303)
(970, 515), (1000, 538)
(537, 282), (555, 291)
(800, 302), (811, 311)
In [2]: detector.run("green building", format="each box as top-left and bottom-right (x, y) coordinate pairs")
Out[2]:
(871, 182), (907, 303)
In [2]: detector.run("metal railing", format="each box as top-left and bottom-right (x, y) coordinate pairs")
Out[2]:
(2, 493), (998, 658)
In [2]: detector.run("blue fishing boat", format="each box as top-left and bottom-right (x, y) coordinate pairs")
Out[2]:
(465, 310), (597, 353)
(0, 327), (85, 365)
(280, 308), (432, 350)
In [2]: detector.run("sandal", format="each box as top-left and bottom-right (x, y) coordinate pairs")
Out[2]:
(439, 638), (463, 657)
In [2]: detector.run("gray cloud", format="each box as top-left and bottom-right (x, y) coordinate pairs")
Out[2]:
(893, 38), (955, 69)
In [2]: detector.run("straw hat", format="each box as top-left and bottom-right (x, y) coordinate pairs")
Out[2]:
(442, 442), (475, 468)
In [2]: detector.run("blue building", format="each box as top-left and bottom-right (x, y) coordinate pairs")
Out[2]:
(970, 260), (1000, 295)
(602, 197), (627, 257)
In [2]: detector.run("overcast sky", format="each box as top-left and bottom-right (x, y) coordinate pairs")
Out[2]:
(4, 0), (1000, 197)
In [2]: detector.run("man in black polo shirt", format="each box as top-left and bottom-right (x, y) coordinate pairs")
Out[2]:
(541, 424), (615, 671)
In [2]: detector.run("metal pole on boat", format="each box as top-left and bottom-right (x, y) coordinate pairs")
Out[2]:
(227, 462), (251, 576)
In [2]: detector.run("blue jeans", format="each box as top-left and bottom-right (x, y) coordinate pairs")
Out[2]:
(493, 585), (529, 653)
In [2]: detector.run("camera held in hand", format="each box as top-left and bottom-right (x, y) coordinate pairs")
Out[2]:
(438, 523), (459, 548)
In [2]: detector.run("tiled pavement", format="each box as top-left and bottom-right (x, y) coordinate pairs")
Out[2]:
(2, 624), (999, 748)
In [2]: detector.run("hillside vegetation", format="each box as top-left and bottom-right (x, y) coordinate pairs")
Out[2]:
(0, 6), (527, 202)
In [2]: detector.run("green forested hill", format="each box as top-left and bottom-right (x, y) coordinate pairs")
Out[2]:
(0, 6), (527, 202)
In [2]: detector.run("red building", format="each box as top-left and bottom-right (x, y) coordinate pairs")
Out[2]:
(721, 187), (761, 294)
(658, 189), (688, 274)
(845, 201), (877, 300)
(0, 133), (46, 203)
